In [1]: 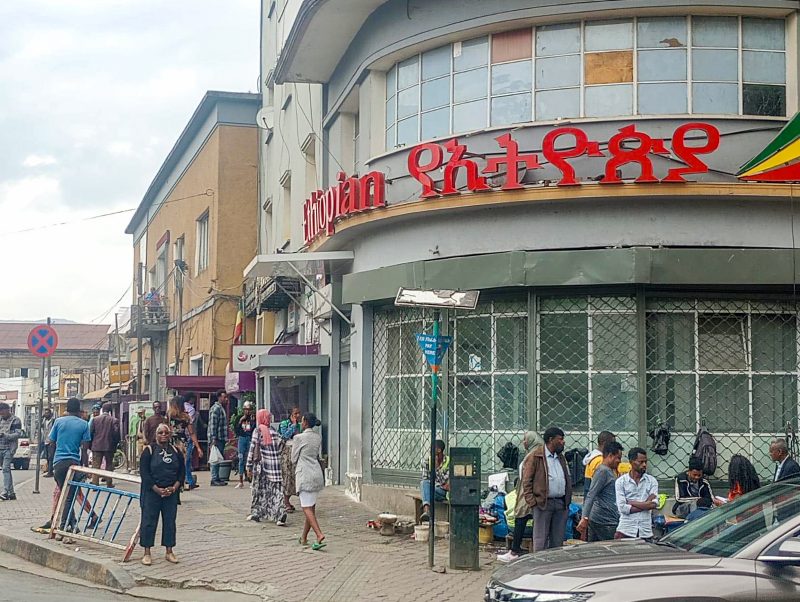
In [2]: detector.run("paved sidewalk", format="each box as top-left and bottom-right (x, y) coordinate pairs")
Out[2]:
(0, 469), (495, 601)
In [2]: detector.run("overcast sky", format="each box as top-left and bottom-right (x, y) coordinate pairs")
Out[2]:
(0, 0), (259, 324)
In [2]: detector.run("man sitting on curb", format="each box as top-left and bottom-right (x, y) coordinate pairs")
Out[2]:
(419, 439), (449, 522)
(673, 456), (716, 521)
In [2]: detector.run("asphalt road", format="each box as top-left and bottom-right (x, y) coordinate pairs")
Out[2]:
(0, 567), (139, 601)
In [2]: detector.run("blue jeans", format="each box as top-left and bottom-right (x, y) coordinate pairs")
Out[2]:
(185, 439), (195, 487)
(237, 436), (250, 474)
(686, 506), (712, 522)
(210, 441), (225, 482)
(0, 449), (13, 495)
(420, 479), (446, 507)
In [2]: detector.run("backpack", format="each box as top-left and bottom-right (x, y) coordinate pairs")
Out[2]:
(497, 442), (519, 470)
(692, 426), (718, 476)
(649, 423), (671, 456)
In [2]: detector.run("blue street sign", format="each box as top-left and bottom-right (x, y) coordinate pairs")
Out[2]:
(415, 333), (452, 367)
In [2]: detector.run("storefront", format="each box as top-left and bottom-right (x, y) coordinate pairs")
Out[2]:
(260, 1), (800, 495)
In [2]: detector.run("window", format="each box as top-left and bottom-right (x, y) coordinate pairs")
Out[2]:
(174, 236), (184, 264)
(0, 369), (10, 378)
(195, 211), (209, 273)
(189, 355), (204, 376)
(383, 16), (787, 148)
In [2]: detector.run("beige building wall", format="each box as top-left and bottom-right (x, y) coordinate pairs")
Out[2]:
(133, 123), (258, 391)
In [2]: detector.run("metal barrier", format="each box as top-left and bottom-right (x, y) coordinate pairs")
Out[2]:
(50, 466), (141, 562)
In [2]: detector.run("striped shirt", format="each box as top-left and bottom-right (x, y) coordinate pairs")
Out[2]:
(246, 428), (283, 482)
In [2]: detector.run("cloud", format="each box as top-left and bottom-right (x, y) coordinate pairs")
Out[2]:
(0, 0), (259, 322)
(22, 154), (58, 167)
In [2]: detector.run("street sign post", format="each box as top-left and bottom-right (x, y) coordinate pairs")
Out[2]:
(28, 320), (57, 494)
(397, 288), (479, 570)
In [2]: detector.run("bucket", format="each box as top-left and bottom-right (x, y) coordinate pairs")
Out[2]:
(479, 525), (494, 544)
(434, 521), (449, 538)
(217, 460), (232, 482)
(414, 524), (430, 542)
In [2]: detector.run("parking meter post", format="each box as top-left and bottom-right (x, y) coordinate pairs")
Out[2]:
(428, 312), (440, 569)
(449, 447), (481, 571)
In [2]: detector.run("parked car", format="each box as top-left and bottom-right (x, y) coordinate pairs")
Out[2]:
(487, 478), (800, 601)
(12, 430), (30, 470)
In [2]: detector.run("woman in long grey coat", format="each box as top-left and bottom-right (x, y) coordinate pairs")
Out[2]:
(292, 412), (325, 550)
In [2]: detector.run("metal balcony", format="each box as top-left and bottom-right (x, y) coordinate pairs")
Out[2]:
(128, 300), (170, 338)
(245, 276), (301, 316)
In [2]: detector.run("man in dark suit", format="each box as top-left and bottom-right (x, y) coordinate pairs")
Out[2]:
(770, 438), (800, 482)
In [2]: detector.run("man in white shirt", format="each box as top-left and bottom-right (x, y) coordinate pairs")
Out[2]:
(615, 447), (659, 540)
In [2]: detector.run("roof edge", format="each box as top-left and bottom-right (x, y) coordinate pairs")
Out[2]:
(125, 91), (261, 235)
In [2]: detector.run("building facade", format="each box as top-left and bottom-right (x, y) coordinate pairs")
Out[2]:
(126, 91), (260, 402)
(251, 0), (800, 499)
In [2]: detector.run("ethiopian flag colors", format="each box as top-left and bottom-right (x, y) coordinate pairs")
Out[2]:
(738, 113), (800, 182)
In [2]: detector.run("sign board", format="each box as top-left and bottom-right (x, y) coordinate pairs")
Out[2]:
(231, 344), (321, 371)
(27, 324), (58, 358)
(108, 362), (131, 384)
(0, 391), (18, 403)
(415, 334), (452, 369)
(48, 365), (60, 393)
(64, 379), (79, 399)
(303, 122), (726, 245)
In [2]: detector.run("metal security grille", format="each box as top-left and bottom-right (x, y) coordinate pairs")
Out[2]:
(536, 296), (641, 465)
(371, 294), (799, 483)
(645, 298), (798, 480)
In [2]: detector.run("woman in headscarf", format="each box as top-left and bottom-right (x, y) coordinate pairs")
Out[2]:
(139, 423), (185, 566)
(293, 412), (326, 550)
(245, 409), (287, 525)
(278, 407), (302, 512)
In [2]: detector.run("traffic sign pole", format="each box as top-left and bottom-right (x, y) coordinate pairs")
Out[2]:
(28, 318), (57, 495)
(428, 312), (440, 569)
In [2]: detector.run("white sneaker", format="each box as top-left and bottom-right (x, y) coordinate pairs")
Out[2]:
(496, 550), (520, 563)
(235, 483), (243, 489)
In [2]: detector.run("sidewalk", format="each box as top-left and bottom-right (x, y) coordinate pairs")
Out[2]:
(0, 470), (495, 601)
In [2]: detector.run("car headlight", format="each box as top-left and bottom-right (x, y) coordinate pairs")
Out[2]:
(485, 582), (593, 602)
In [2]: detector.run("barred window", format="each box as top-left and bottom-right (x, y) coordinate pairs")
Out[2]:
(372, 296), (800, 481)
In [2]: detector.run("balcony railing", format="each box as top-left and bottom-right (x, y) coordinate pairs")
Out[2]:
(129, 299), (170, 337)
(245, 276), (301, 316)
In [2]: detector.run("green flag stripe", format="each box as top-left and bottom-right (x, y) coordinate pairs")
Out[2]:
(738, 112), (800, 174)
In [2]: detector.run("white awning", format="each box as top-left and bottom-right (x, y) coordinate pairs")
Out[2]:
(244, 251), (354, 279)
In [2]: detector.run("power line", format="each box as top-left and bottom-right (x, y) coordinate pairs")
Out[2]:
(0, 190), (215, 236)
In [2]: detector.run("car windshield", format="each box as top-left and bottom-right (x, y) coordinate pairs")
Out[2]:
(662, 480), (800, 558)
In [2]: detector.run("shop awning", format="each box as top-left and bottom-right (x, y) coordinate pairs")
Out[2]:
(165, 375), (225, 393)
(83, 385), (119, 401)
(244, 251), (354, 279)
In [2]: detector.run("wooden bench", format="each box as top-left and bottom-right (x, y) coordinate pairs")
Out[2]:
(406, 493), (451, 524)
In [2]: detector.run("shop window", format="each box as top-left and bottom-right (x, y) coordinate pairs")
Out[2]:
(195, 211), (209, 273)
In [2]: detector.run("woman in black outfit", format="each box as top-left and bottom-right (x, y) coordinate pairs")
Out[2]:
(139, 423), (185, 566)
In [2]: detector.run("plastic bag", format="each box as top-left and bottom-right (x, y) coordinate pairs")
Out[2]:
(209, 445), (224, 465)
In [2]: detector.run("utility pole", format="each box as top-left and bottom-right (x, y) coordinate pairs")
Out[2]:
(136, 269), (143, 396)
(33, 346), (45, 495)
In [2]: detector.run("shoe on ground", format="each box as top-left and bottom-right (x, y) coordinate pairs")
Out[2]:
(44, 473), (53, 478)
(235, 482), (243, 489)
(141, 555), (152, 566)
(419, 511), (429, 522)
(86, 515), (101, 531)
(210, 480), (223, 486)
(165, 552), (178, 564)
(6, 493), (16, 500)
(246, 514), (260, 522)
(496, 550), (520, 563)
(276, 513), (287, 527)
(0, 493), (8, 501)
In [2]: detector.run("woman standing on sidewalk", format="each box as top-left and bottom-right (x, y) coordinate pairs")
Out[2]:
(167, 396), (202, 491)
(278, 407), (302, 512)
(293, 413), (326, 550)
(246, 409), (287, 525)
(139, 423), (185, 566)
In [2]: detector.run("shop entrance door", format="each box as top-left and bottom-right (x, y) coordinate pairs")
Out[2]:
(265, 369), (321, 427)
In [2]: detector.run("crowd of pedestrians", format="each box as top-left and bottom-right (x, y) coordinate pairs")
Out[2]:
(497, 426), (800, 563)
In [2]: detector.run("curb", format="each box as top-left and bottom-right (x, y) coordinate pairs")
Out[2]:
(0, 530), (136, 590)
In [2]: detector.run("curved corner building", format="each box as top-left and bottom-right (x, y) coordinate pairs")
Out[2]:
(249, 0), (800, 501)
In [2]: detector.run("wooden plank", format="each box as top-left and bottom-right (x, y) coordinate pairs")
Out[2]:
(584, 51), (633, 85)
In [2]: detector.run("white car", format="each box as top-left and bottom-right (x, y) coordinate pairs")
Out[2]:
(12, 430), (30, 470)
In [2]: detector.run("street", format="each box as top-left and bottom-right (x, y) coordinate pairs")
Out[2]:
(0, 566), (133, 602)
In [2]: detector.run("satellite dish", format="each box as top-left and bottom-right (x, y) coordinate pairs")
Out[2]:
(256, 107), (274, 130)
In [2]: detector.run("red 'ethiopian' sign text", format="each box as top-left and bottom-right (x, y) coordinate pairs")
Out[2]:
(303, 122), (721, 244)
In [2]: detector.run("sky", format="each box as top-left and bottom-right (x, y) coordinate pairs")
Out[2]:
(0, 0), (259, 324)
